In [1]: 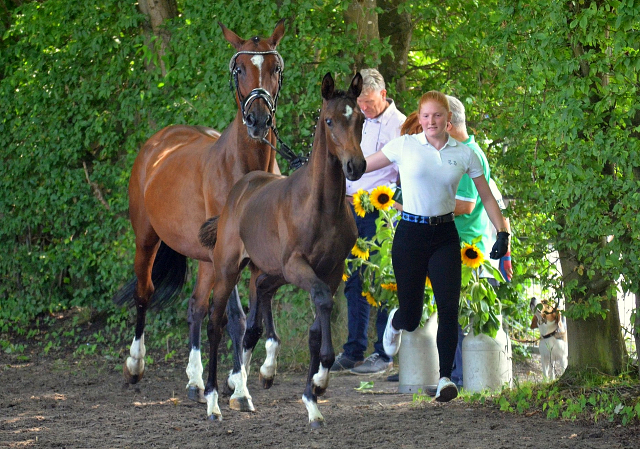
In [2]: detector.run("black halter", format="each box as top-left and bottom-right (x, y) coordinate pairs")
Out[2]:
(228, 49), (308, 170)
(228, 50), (284, 125)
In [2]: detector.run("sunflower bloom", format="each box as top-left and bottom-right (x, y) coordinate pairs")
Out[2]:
(461, 243), (485, 269)
(351, 239), (369, 260)
(425, 276), (432, 289)
(342, 273), (348, 282)
(381, 282), (397, 291)
(352, 189), (368, 217)
(362, 291), (377, 306)
(370, 185), (395, 211)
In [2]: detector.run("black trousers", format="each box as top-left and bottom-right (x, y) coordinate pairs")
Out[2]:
(391, 220), (461, 379)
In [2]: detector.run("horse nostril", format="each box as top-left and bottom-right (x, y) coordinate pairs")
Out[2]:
(246, 113), (256, 127)
(266, 115), (273, 128)
(346, 160), (354, 176)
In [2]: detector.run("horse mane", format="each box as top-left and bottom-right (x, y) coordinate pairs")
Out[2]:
(199, 216), (220, 249)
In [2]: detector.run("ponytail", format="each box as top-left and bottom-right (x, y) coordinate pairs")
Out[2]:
(401, 112), (422, 135)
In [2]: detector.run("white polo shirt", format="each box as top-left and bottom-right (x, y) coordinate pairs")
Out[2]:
(382, 133), (484, 217)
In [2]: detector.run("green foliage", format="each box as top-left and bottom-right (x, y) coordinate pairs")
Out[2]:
(1, 0), (146, 336)
(471, 368), (640, 425)
(485, 0), (640, 314)
(458, 248), (504, 338)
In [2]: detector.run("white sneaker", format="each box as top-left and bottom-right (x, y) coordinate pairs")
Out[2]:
(383, 308), (402, 357)
(435, 377), (458, 403)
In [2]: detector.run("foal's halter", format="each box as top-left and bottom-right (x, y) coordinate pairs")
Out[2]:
(228, 50), (284, 125)
(228, 49), (308, 170)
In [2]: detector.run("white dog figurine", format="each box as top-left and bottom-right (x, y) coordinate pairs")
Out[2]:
(530, 297), (568, 380)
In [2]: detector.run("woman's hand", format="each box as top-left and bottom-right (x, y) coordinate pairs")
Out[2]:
(490, 231), (509, 259)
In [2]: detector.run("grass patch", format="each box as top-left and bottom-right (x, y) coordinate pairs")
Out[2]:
(458, 367), (640, 425)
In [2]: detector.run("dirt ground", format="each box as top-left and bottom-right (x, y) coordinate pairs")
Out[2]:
(2, 351), (639, 449)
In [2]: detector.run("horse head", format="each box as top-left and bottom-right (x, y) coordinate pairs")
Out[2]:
(220, 20), (285, 141)
(320, 72), (366, 181)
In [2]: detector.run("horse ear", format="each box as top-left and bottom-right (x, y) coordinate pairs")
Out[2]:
(321, 72), (335, 100)
(219, 22), (246, 50)
(349, 73), (363, 99)
(269, 19), (286, 48)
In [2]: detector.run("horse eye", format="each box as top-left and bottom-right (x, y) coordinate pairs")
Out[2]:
(325, 118), (333, 127)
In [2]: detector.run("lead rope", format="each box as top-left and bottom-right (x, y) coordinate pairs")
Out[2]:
(263, 125), (309, 171)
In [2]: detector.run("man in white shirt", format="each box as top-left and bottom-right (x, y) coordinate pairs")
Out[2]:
(331, 68), (406, 375)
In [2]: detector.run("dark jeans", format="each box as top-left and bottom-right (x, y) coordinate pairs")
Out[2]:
(391, 219), (461, 379)
(343, 206), (391, 362)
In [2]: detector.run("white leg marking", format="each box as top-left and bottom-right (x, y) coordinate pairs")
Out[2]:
(126, 334), (145, 376)
(205, 389), (222, 420)
(243, 348), (253, 377)
(312, 365), (330, 390)
(228, 365), (253, 404)
(344, 104), (353, 119)
(185, 348), (205, 390)
(251, 54), (264, 87)
(540, 341), (553, 380)
(259, 338), (280, 380)
(302, 394), (324, 425)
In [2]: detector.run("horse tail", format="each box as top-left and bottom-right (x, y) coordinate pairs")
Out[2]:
(112, 241), (188, 310)
(199, 216), (220, 249)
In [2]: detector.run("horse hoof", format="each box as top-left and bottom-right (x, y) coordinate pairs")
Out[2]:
(187, 386), (206, 404)
(309, 420), (325, 429)
(229, 397), (255, 412)
(259, 372), (274, 389)
(123, 365), (143, 384)
(207, 414), (223, 422)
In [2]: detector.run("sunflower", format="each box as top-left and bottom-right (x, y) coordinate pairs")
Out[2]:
(342, 273), (348, 282)
(362, 291), (377, 306)
(461, 242), (485, 269)
(351, 238), (369, 260)
(352, 189), (369, 217)
(370, 185), (395, 211)
(381, 282), (397, 291)
(425, 276), (432, 289)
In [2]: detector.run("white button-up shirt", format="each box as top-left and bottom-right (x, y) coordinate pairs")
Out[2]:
(346, 99), (405, 196)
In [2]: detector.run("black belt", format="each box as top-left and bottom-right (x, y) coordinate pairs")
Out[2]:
(401, 211), (455, 225)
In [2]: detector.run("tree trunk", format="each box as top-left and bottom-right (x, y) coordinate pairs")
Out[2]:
(636, 291), (640, 378)
(344, 0), (379, 70)
(378, 0), (413, 100)
(138, 0), (178, 76)
(558, 247), (626, 375)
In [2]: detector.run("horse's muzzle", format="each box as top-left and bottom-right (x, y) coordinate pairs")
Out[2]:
(245, 111), (273, 141)
(344, 158), (366, 181)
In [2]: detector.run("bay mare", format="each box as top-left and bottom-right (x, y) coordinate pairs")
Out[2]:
(198, 72), (365, 426)
(113, 20), (285, 403)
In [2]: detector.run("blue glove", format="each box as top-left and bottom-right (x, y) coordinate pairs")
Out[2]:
(499, 251), (512, 282)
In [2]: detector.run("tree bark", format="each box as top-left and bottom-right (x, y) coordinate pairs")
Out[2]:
(137, 0), (178, 76)
(344, 0), (379, 70)
(378, 0), (413, 99)
(558, 245), (626, 375)
(636, 292), (640, 378)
